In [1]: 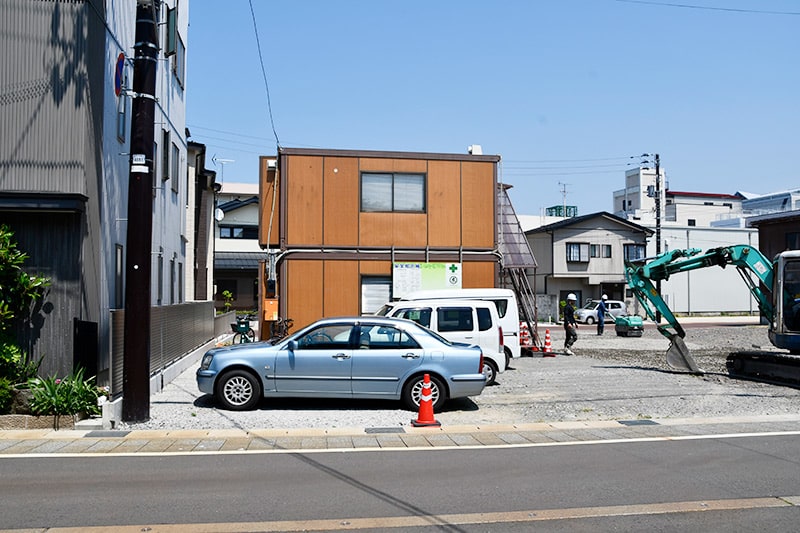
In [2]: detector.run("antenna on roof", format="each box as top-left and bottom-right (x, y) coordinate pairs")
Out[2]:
(558, 181), (570, 216)
(211, 156), (235, 185)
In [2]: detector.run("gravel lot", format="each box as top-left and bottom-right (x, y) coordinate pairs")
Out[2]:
(121, 322), (800, 431)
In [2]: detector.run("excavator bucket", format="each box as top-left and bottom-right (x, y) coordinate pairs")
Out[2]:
(666, 334), (704, 374)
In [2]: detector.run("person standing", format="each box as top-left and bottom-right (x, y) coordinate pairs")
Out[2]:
(563, 293), (578, 355)
(596, 294), (608, 335)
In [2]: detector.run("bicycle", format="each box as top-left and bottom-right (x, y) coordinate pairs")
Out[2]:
(231, 313), (256, 343)
(266, 316), (293, 344)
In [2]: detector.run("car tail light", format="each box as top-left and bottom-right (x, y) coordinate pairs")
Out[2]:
(478, 352), (484, 374)
(498, 326), (504, 348)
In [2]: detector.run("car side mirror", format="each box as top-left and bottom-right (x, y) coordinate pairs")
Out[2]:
(288, 340), (298, 351)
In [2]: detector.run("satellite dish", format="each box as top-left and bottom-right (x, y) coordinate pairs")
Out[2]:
(214, 208), (224, 222)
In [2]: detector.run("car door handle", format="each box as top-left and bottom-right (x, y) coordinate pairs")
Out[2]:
(332, 353), (351, 360)
(401, 353), (420, 359)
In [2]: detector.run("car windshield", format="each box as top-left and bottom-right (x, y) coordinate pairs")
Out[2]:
(374, 304), (393, 316)
(581, 302), (597, 310)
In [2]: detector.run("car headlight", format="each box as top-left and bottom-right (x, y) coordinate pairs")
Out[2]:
(200, 353), (214, 370)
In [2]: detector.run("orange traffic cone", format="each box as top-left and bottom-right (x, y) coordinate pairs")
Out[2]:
(543, 329), (555, 357)
(411, 374), (441, 427)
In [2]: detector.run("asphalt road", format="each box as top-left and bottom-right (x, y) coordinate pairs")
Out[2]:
(1, 432), (799, 531)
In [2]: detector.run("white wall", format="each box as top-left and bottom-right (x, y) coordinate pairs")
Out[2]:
(150, 0), (189, 305)
(651, 226), (759, 314)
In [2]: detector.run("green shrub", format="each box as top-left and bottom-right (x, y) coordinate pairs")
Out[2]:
(222, 290), (234, 313)
(0, 335), (41, 384)
(28, 367), (105, 429)
(0, 337), (22, 379)
(0, 377), (12, 414)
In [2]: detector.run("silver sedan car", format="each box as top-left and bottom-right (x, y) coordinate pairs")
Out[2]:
(197, 316), (487, 411)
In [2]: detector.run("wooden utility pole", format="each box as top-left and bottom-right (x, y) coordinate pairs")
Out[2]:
(122, 0), (159, 422)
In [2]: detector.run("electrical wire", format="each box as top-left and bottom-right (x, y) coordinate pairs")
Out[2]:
(613, 0), (800, 16)
(248, 0), (281, 148)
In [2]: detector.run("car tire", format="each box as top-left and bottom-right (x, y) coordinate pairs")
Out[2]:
(402, 374), (446, 412)
(482, 359), (498, 385)
(216, 369), (261, 411)
(585, 316), (595, 325)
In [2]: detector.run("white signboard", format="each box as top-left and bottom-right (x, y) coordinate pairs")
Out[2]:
(392, 262), (462, 298)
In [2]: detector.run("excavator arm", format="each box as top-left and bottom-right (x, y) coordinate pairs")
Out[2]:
(624, 245), (775, 374)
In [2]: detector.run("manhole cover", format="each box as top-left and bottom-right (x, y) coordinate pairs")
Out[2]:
(618, 420), (659, 426)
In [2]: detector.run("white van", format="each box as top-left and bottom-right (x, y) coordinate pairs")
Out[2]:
(376, 299), (505, 385)
(400, 289), (521, 364)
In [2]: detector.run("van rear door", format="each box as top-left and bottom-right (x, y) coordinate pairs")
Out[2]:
(434, 306), (476, 347)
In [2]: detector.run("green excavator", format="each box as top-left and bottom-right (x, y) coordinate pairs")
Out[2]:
(625, 245), (800, 385)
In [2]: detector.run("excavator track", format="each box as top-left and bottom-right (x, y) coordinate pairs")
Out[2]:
(726, 351), (800, 388)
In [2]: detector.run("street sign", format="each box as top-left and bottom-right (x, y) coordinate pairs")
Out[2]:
(114, 53), (125, 96)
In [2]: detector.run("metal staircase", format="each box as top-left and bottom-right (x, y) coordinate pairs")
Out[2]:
(497, 184), (540, 351)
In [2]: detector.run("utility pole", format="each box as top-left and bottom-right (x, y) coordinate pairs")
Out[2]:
(122, 0), (159, 422)
(654, 153), (662, 323)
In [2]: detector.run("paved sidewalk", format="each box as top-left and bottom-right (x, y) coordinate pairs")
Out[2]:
(2, 414), (799, 456)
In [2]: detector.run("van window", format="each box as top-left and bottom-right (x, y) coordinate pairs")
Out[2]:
(394, 307), (432, 328)
(476, 307), (493, 331)
(438, 308), (473, 332)
(491, 299), (508, 318)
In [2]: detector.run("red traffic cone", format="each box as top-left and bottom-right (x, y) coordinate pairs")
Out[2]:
(411, 374), (441, 427)
(543, 329), (555, 357)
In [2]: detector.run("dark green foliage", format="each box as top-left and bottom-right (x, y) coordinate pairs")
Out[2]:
(0, 377), (12, 414)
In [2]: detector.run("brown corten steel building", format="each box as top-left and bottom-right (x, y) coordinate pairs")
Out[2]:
(258, 147), (502, 330)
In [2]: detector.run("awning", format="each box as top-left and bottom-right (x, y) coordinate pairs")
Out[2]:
(214, 252), (265, 270)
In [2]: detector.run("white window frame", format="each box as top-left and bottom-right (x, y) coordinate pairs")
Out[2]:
(566, 242), (590, 263)
(360, 172), (426, 213)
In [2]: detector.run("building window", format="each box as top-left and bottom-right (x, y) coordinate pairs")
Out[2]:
(153, 141), (158, 182)
(115, 244), (124, 308)
(162, 130), (170, 181)
(360, 173), (425, 213)
(170, 258), (175, 304)
(624, 243), (646, 262)
(173, 35), (185, 87)
(157, 250), (164, 305)
(171, 142), (179, 193)
(566, 243), (589, 263)
(361, 276), (392, 314)
(220, 225), (258, 239)
(688, 219), (696, 227)
(590, 244), (612, 258)
(178, 262), (183, 303)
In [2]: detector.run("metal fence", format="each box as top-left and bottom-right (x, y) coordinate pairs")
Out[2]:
(110, 302), (221, 396)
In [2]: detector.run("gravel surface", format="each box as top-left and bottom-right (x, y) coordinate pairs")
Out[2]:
(121, 323), (800, 431)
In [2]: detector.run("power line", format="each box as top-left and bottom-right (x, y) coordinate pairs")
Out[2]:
(503, 168), (633, 177)
(613, 0), (800, 15)
(505, 155), (637, 163)
(248, 0), (281, 147)
(505, 162), (639, 171)
(188, 124), (271, 141)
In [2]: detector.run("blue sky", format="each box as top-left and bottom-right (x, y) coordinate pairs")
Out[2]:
(185, 0), (799, 216)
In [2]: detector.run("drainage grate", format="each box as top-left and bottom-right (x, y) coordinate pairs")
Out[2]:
(85, 430), (131, 438)
(618, 420), (659, 426)
(364, 427), (406, 434)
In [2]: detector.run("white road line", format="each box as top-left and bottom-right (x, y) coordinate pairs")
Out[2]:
(2, 495), (796, 532)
